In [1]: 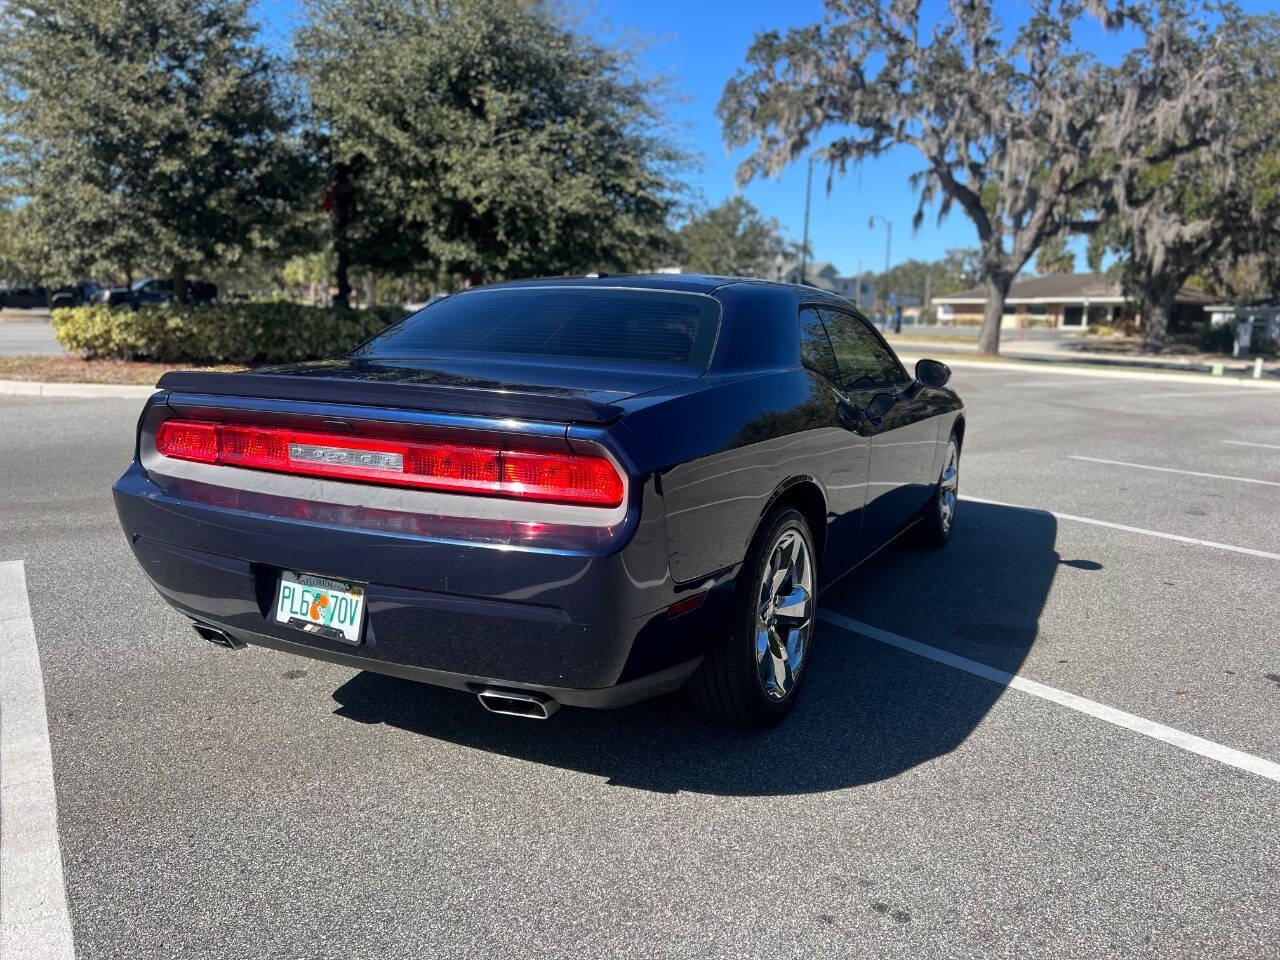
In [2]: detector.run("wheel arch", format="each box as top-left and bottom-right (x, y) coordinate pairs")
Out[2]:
(755, 477), (828, 571)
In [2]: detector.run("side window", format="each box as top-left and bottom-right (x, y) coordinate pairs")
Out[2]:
(798, 307), (839, 383)
(819, 308), (906, 389)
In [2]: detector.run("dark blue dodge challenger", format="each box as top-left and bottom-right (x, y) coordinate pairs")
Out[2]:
(114, 275), (964, 727)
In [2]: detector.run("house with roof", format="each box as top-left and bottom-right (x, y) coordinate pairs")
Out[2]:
(931, 274), (1215, 329)
(774, 259), (875, 305)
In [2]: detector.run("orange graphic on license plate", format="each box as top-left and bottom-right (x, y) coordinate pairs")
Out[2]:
(309, 594), (329, 621)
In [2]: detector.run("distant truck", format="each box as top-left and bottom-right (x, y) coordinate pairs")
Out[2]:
(2, 282), (103, 310)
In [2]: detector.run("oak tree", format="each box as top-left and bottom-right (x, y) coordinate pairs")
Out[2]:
(296, 0), (687, 302)
(1087, 8), (1280, 349)
(676, 196), (799, 277)
(718, 0), (1235, 354)
(0, 0), (306, 296)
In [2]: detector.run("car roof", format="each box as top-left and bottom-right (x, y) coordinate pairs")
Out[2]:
(457, 273), (861, 308)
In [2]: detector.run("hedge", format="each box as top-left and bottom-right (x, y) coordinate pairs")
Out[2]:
(50, 302), (406, 364)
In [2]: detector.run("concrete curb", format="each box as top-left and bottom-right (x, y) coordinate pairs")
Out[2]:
(896, 354), (1280, 389)
(0, 379), (156, 399)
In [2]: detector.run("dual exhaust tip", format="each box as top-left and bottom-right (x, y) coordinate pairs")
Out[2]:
(192, 622), (247, 650)
(194, 622), (558, 719)
(476, 687), (559, 720)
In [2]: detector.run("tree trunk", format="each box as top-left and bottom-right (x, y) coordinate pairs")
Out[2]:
(171, 263), (187, 305)
(1142, 288), (1176, 353)
(332, 161), (353, 309)
(977, 272), (1012, 355)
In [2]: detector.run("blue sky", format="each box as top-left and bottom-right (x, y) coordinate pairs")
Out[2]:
(255, 0), (1272, 277)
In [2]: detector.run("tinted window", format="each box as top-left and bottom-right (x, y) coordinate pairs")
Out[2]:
(355, 287), (720, 368)
(819, 308), (905, 388)
(798, 307), (838, 382)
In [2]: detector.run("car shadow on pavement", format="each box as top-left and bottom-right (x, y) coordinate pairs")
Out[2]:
(331, 501), (1085, 796)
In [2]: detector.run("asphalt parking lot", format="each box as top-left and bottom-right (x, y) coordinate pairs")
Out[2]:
(2, 363), (1278, 959)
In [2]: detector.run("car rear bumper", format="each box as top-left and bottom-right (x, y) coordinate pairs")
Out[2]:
(114, 462), (731, 702)
(181, 619), (702, 709)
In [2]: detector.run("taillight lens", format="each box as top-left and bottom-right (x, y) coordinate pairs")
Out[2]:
(154, 420), (218, 463)
(153, 419), (624, 508)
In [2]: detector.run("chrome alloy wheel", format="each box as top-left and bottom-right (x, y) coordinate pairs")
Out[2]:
(938, 439), (959, 534)
(754, 527), (814, 701)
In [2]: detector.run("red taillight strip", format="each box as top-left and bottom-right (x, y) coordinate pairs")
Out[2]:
(153, 419), (625, 508)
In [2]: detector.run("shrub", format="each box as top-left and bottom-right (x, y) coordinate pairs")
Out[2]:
(50, 302), (406, 364)
(1195, 320), (1235, 355)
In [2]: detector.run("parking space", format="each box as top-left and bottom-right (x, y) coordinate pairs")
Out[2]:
(2, 364), (1278, 958)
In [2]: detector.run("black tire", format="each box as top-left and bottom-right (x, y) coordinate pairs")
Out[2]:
(686, 506), (817, 729)
(917, 431), (960, 548)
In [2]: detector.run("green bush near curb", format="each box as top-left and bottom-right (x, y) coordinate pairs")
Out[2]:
(50, 302), (406, 364)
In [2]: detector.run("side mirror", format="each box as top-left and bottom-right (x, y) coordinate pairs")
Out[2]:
(915, 358), (951, 388)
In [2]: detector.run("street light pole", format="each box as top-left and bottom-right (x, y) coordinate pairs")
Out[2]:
(800, 156), (815, 285)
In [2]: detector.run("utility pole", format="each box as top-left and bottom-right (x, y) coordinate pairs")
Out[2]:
(800, 156), (815, 285)
(855, 258), (862, 308)
(868, 214), (891, 307)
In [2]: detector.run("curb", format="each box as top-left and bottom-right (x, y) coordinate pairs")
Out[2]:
(0, 379), (156, 399)
(889, 339), (1279, 377)
(895, 354), (1280, 389)
(2, 358), (1278, 398)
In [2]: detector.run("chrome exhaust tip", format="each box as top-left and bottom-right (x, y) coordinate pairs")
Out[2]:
(476, 687), (559, 719)
(193, 622), (247, 650)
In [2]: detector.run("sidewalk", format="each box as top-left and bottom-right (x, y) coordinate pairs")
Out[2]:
(885, 332), (1279, 380)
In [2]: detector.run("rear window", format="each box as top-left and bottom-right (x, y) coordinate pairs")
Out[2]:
(353, 287), (720, 369)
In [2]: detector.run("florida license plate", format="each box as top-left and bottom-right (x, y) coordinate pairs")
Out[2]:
(274, 571), (366, 644)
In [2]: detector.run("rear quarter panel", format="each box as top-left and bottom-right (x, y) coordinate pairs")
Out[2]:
(620, 369), (863, 585)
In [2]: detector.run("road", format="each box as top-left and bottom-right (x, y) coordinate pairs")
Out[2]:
(2, 365), (1278, 959)
(0, 310), (64, 356)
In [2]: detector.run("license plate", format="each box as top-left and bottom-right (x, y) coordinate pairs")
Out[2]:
(274, 571), (366, 645)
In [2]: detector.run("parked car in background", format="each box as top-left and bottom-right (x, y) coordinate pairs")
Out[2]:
(98, 286), (134, 308)
(50, 282), (101, 310)
(113, 275), (964, 728)
(130, 277), (218, 306)
(96, 277), (218, 308)
(0, 285), (49, 309)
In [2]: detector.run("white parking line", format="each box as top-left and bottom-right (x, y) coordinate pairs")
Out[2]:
(1067, 455), (1280, 488)
(818, 609), (1280, 784)
(1223, 440), (1280, 451)
(0, 560), (75, 960)
(964, 495), (1280, 562)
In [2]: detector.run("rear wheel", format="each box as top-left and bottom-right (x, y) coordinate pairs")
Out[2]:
(918, 433), (960, 548)
(686, 507), (817, 728)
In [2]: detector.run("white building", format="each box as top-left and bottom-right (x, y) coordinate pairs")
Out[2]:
(773, 260), (874, 305)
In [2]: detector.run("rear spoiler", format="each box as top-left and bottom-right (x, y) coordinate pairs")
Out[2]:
(154, 371), (624, 425)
